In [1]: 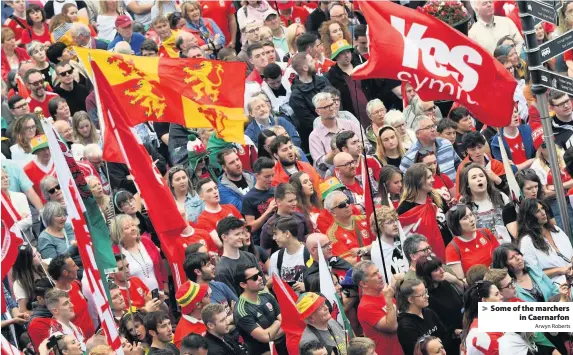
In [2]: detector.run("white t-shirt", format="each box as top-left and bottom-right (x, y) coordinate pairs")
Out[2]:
(269, 246), (306, 284)
(520, 227), (573, 284)
(123, 245), (159, 291)
(472, 192), (511, 243)
(370, 238), (409, 284)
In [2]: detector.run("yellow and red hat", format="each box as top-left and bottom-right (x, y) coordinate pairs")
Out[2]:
(330, 39), (353, 60)
(319, 177), (345, 200)
(30, 134), (48, 154)
(175, 281), (209, 315)
(296, 292), (326, 320)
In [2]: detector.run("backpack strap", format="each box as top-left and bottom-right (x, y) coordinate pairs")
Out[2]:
(277, 248), (286, 276)
(303, 247), (311, 266)
(450, 239), (461, 259)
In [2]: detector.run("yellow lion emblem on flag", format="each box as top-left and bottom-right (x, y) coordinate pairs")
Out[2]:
(124, 80), (167, 118)
(183, 61), (223, 103)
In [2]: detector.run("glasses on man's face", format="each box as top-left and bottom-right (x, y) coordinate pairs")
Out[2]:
(552, 99), (571, 109)
(500, 280), (516, 290)
(318, 102), (335, 111)
(336, 160), (355, 168)
(47, 184), (61, 195)
(333, 199), (349, 210)
(246, 271), (262, 282)
(57, 69), (74, 77)
(28, 80), (43, 87)
(383, 218), (398, 226)
(418, 124), (437, 132)
(415, 245), (432, 254)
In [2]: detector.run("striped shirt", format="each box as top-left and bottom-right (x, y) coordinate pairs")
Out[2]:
(400, 137), (461, 183)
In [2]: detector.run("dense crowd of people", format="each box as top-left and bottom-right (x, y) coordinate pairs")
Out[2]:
(1, 0), (573, 355)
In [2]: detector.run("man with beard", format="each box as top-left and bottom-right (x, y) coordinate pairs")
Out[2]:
(184, 252), (238, 335)
(173, 281), (210, 348)
(24, 69), (59, 118)
(196, 178), (244, 252)
(332, 152), (367, 208)
(146, 311), (180, 355)
(202, 303), (248, 355)
(239, 23), (264, 77)
(297, 292), (347, 355)
(270, 135), (321, 189)
(217, 148), (255, 211)
(290, 52), (330, 153)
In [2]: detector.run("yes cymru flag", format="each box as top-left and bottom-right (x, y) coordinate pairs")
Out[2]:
(352, 1), (517, 127)
(75, 47), (248, 143)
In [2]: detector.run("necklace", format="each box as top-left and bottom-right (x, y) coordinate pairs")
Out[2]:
(126, 246), (151, 279)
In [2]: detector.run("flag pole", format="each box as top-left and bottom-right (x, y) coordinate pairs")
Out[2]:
(516, 4), (572, 240)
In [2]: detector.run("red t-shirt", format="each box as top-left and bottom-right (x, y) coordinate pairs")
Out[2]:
(27, 92), (60, 118)
(445, 229), (500, 274)
(173, 316), (206, 349)
(355, 156), (382, 182)
(24, 160), (55, 203)
(504, 132), (527, 165)
(200, 1), (236, 45)
(120, 277), (150, 309)
(4, 15), (29, 42)
(21, 23), (52, 45)
(345, 180), (364, 196)
(357, 294), (403, 355)
(62, 281), (95, 339)
(325, 215), (372, 258)
(280, 6), (309, 27)
(196, 204), (243, 253)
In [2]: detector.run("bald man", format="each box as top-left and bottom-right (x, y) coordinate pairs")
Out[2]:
(303, 232), (353, 289)
(176, 31), (199, 58)
(333, 151), (367, 208)
(113, 41), (134, 55)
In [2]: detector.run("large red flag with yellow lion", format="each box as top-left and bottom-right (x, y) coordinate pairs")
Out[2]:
(76, 47), (247, 144)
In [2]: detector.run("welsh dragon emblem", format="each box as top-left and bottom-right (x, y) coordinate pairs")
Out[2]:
(107, 56), (167, 118)
(183, 61), (224, 103)
(198, 107), (227, 138)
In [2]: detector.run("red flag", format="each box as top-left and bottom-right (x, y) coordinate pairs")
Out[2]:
(41, 121), (123, 353)
(353, 1), (517, 127)
(398, 201), (445, 260)
(92, 60), (188, 288)
(1, 192), (24, 281)
(272, 274), (305, 355)
(1, 334), (22, 355)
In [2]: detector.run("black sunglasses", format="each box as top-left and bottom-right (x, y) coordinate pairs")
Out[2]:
(246, 272), (262, 282)
(58, 68), (74, 77)
(48, 185), (61, 194)
(334, 199), (349, 210)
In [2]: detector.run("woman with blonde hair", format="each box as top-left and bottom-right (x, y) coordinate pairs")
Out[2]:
(109, 214), (167, 293)
(86, 175), (114, 225)
(26, 41), (55, 86)
(384, 109), (416, 150)
(72, 111), (100, 145)
(97, 0), (129, 42)
(375, 125), (405, 168)
(283, 23), (305, 61)
(319, 19), (352, 58)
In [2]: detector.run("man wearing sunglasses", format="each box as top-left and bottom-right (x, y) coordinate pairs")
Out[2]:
(234, 264), (286, 355)
(53, 62), (89, 116)
(322, 190), (372, 265)
(24, 68), (60, 118)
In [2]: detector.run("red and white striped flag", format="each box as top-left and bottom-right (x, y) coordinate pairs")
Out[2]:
(1, 192), (24, 282)
(40, 120), (123, 354)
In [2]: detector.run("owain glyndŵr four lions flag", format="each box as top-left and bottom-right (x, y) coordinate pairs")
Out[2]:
(75, 47), (248, 144)
(92, 60), (189, 288)
(353, 0), (517, 127)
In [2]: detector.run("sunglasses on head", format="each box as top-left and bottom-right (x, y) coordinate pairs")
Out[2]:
(246, 271), (262, 282)
(48, 185), (61, 194)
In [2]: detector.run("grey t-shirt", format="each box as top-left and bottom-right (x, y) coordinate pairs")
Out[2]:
(299, 319), (347, 355)
(122, 0), (153, 26)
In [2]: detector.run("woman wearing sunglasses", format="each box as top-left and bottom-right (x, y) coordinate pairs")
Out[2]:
(445, 204), (500, 279)
(39, 175), (65, 206)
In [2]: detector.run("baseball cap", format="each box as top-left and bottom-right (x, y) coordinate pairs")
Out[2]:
(319, 177), (345, 200)
(115, 15), (133, 28)
(30, 134), (48, 154)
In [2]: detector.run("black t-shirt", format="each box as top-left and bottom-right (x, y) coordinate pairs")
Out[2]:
(148, 344), (180, 355)
(54, 83), (90, 115)
(386, 155), (402, 169)
(397, 197), (453, 246)
(153, 122), (170, 164)
(215, 250), (266, 296)
(231, 175), (250, 191)
(234, 291), (282, 355)
(241, 187), (275, 244)
(270, 85), (287, 98)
